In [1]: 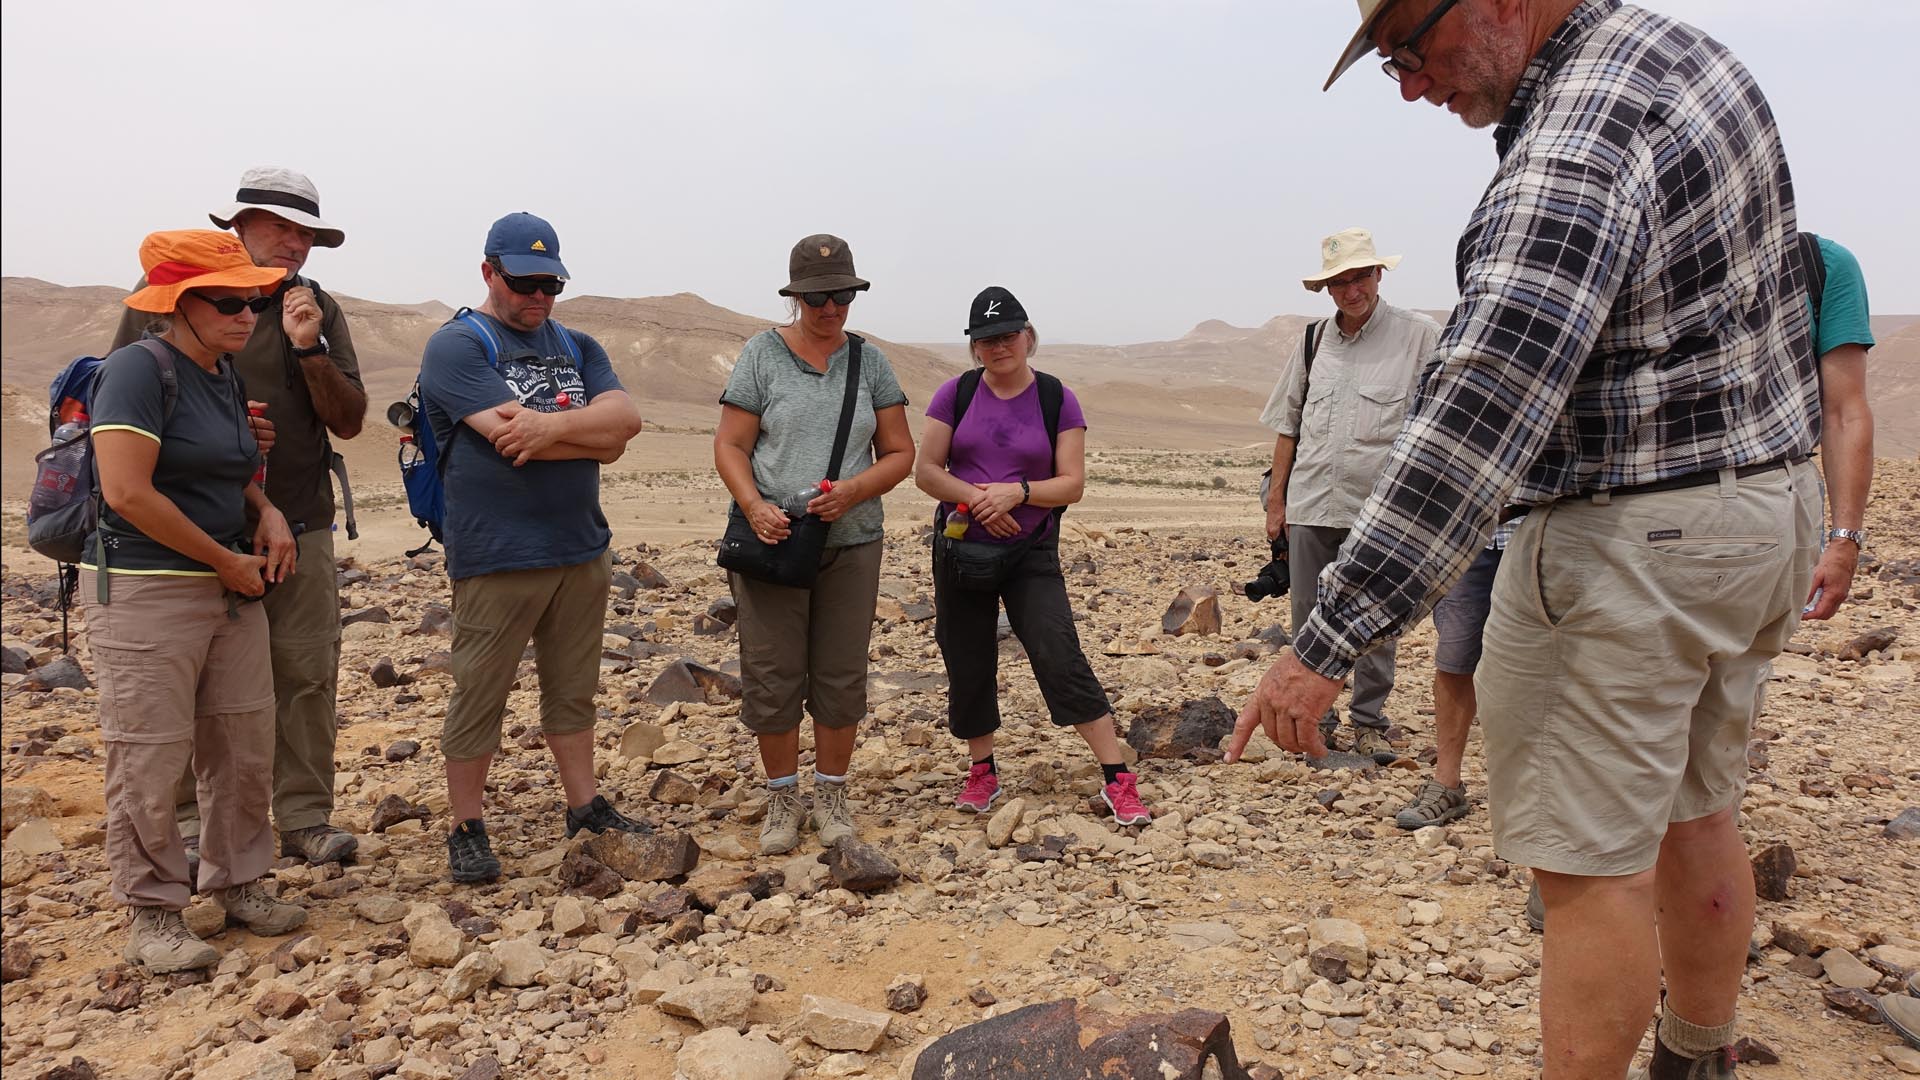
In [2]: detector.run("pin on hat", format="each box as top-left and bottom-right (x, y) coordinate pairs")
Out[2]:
(210, 166), (345, 247)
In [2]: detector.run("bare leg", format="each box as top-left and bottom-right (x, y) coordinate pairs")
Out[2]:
(446, 754), (493, 824)
(966, 733), (995, 762)
(757, 729), (800, 780)
(1654, 807), (1752, 1028)
(814, 723), (857, 776)
(544, 729), (600, 810)
(1537, 868), (1661, 1079)
(1431, 670), (1476, 789)
(1071, 714), (1125, 765)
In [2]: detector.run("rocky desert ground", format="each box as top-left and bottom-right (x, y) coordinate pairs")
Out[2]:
(1, 278), (1916, 1079)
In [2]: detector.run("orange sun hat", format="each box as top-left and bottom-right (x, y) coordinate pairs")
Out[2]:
(123, 229), (288, 313)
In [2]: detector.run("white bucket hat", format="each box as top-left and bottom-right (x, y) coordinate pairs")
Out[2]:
(1303, 227), (1401, 292)
(209, 166), (345, 248)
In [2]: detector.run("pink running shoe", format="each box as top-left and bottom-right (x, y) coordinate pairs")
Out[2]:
(955, 762), (1000, 813)
(1103, 772), (1151, 826)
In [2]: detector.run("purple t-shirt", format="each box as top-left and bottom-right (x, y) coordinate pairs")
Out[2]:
(925, 374), (1086, 543)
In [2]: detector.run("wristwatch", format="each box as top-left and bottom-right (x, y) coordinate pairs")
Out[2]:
(1019, 479), (1031, 505)
(291, 335), (329, 359)
(1826, 527), (1868, 547)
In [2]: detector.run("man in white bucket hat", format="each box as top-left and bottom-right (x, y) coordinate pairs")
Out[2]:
(1257, 227), (1437, 764)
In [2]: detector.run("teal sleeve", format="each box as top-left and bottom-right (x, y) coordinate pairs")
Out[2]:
(1815, 237), (1874, 355)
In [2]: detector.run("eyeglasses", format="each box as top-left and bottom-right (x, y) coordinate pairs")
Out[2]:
(1325, 269), (1377, 291)
(188, 292), (273, 316)
(800, 289), (857, 308)
(488, 259), (566, 296)
(975, 331), (1025, 352)
(1381, 0), (1459, 82)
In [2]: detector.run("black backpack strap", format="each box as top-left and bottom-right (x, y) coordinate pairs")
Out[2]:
(1796, 232), (1826, 334)
(1036, 370), (1064, 452)
(822, 334), (865, 483)
(1302, 320), (1324, 383)
(952, 367), (983, 431)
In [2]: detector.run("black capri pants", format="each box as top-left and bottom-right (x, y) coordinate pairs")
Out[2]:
(933, 540), (1112, 740)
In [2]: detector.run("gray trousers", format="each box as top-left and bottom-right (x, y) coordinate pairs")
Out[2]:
(1287, 523), (1396, 730)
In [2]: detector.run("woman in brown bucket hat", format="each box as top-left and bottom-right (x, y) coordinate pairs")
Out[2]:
(714, 234), (915, 855)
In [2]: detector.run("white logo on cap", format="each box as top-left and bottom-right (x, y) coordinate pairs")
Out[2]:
(983, 300), (1002, 318)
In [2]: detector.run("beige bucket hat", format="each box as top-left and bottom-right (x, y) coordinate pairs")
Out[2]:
(1303, 227), (1401, 291)
(209, 166), (345, 248)
(1324, 0), (1399, 91)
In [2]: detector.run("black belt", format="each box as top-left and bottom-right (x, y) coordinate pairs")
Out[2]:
(1501, 455), (1805, 522)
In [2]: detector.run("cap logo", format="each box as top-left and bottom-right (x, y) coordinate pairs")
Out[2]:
(983, 300), (1003, 318)
(819, 245), (833, 258)
(531, 240), (547, 251)
(1327, 238), (1340, 254)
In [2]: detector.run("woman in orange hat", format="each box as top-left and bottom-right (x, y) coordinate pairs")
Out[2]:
(85, 229), (308, 973)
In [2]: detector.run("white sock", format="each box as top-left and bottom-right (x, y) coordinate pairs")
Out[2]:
(767, 774), (798, 790)
(814, 770), (846, 786)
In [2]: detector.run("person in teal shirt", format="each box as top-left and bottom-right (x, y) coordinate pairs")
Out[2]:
(1802, 235), (1875, 621)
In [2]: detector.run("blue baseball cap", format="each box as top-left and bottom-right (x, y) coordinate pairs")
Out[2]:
(484, 212), (569, 279)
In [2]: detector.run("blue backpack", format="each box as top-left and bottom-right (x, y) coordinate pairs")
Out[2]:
(390, 308), (582, 556)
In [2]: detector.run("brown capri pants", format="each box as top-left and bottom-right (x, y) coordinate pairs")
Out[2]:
(442, 551), (611, 762)
(1477, 461), (1821, 877)
(729, 539), (884, 735)
(82, 572), (276, 910)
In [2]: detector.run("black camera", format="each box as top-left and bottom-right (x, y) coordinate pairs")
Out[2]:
(1242, 534), (1290, 603)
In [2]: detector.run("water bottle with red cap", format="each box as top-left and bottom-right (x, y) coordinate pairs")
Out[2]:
(943, 503), (971, 539)
(781, 479), (832, 519)
(249, 406), (268, 486)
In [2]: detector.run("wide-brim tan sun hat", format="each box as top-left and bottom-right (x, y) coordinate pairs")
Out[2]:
(1302, 227), (1402, 292)
(124, 230), (288, 314)
(1324, 0), (1397, 91)
(209, 165), (346, 248)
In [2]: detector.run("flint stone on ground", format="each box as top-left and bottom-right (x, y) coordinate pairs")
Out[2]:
(1127, 697), (1236, 760)
(649, 769), (701, 805)
(1306, 750), (1379, 772)
(2, 785), (54, 834)
(1, 645), (29, 674)
(824, 839), (901, 892)
(644, 658), (741, 705)
(198, 1042), (296, 1080)
(619, 720), (667, 761)
(370, 794), (429, 833)
(410, 604), (453, 636)
(657, 976), (757, 1031)
(385, 739), (421, 762)
(1887, 807), (1920, 840)
(1840, 626), (1898, 660)
(1822, 986), (1883, 1023)
(342, 605), (392, 626)
(442, 949), (501, 1001)
(909, 1000), (1252, 1079)
(268, 1013), (337, 1070)
(558, 847), (624, 898)
(455, 1058), (504, 1080)
(368, 658), (412, 688)
(887, 973), (927, 1014)
(1162, 585), (1222, 636)
(986, 798), (1026, 848)
(1822, 949), (1884, 990)
(580, 829), (698, 882)
(35, 1059), (99, 1080)
(1751, 840), (1797, 901)
(632, 560), (671, 589)
(1307, 918), (1370, 979)
(6, 818), (62, 856)
(355, 895), (409, 924)
(22, 655), (89, 691)
(1773, 912), (1864, 955)
(676, 1028), (792, 1080)
(800, 993), (892, 1051)
(491, 937), (549, 987)
(3, 937), (36, 982)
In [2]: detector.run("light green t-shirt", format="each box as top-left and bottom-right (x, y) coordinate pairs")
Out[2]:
(719, 330), (907, 547)
(1811, 236), (1874, 357)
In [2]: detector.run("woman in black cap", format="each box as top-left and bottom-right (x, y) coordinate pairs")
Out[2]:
(914, 286), (1150, 825)
(713, 234), (915, 855)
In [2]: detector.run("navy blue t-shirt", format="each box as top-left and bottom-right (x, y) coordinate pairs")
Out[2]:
(418, 312), (623, 580)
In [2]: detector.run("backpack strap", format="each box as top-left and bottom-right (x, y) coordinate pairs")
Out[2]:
(1302, 320), (1324, 383)
(1796, 232), (1827, 336)
(1035, 370), (1064, 452)
(551, 320), (584, 366)
(451, 308), (506, 368)
(952, 367), (983, 431)
(130, 338), (181, 423)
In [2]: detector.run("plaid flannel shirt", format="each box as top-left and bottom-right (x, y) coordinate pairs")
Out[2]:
(1292, 0), (1820, 680)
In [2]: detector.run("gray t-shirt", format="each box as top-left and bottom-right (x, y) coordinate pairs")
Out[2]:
(86, 337), (260, 574)
(719, 330), (907, 547)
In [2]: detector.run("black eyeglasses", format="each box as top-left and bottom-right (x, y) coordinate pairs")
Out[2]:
(188, 292), (273, 316)
(488, 259), (566, 296)
(801, 289), (857, 308)
(1381, 0), (1459, 82)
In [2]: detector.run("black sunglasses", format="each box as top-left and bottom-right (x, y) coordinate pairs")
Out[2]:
(1382, 0), (1460, 82)
(800, 289), (858, 308)
(189, 292), (273, 316)
(489, 259), (566, 296)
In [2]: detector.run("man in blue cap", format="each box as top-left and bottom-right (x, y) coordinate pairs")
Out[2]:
(418, 212), (647, 883)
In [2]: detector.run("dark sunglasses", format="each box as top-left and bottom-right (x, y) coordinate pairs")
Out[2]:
(189, 292), (273, 316)
(801, 289), (858, 308)
(489, 259), (566, 296)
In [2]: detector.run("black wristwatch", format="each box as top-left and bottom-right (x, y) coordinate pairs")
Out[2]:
(1019, 479), (1031, 505)
(291, 335), (329, 359)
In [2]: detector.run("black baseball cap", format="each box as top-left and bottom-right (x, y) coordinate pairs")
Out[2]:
(966, 285), (1029, 339)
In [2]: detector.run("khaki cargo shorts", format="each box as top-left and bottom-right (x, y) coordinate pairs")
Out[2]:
(1476, 461), (1820, 877)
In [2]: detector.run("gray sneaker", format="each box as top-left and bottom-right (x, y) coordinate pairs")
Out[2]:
(1395, 780), (1469, 830)
(811, 780), (856, 848)
(124, 906), (218, 974)
(218, 881), (308, 936)
(281, 824), (358, 865)
(760, 787), (806, 856)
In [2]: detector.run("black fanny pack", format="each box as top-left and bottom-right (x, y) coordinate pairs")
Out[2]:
(934, 511), (1059, 592)
(717, 335), (864, 590)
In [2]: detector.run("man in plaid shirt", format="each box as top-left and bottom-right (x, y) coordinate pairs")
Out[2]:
(1228, 2), (1823, 1076)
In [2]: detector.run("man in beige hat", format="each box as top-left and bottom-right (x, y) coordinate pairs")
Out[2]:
(112, 166), (367, 871)
(1257, 227), (1438, 762)
(1230, 3), (1822, 1078)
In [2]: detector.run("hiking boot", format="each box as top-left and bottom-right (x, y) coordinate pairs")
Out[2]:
(1102, 772), (1152, 826)
(954, 763), (1000, 814)
(1629, 1043), (1737, 1080)
(1351, 726), (1396, 763)
(124, 906), (218, 974)
(811, 781), (856, 848)
(1525, 879), (1545, 932)
(217, 880), (307, 936)
(281, 824), (357, 865)
(447, 819), (501, 884)
(761, 787), (806, 855)
(1883, 991), (1920, 1049)
(1395, 780), (1469, 830)
(565, 794), (651, 838)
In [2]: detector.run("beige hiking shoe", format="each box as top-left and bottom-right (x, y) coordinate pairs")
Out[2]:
(760, 786), (806, 856)
(280, 824), (358, 865)
(217, 880), (307, 936)
(124, 906), (218, 974)
(1351, 727), (1397, 763)
(811, 780), (856, 848)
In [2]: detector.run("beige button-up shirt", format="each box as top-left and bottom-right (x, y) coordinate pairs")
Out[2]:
(1260, 301), (1440, 529)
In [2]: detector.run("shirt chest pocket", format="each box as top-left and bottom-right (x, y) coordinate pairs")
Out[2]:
(1303, 383), (1337, 439)
(1353, 383), (1409, 446)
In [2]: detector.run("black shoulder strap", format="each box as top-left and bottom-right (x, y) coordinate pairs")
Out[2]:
(1035, 370), (1064, 451)
(1302, 320), (1324, 381)
(952, 367), (984, 431)
(822, 334), (864, 483)
(1797, 232), (1826, 333)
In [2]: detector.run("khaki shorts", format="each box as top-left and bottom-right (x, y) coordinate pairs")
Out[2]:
(1477, 461), (1820, 876)
(729, 540), (883, 735)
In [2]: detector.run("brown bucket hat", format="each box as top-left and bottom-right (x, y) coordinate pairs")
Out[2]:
(779, 234), (871, 296)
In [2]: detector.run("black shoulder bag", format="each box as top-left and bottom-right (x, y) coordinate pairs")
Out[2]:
(717, 334), (865, 589)
(933, 368), (1066, 592)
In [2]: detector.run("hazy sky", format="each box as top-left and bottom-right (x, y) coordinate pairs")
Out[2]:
(3, 1), (1912, 344)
